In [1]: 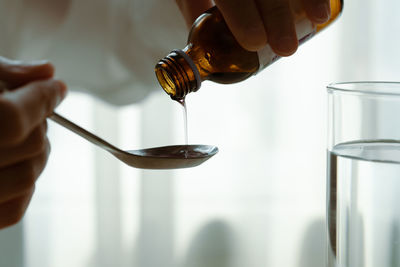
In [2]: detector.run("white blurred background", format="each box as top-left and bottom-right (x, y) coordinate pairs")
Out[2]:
(0, 0), (399, 266)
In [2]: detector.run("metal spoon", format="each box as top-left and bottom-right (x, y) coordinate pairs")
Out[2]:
(49, 112), (218, 169)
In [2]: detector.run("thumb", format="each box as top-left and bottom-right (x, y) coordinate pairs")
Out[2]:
(176, 0), (214, 28)
(0, 56), (54, 89)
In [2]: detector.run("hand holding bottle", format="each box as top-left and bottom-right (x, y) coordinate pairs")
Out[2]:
(176, 0), (331, 55)
(158, 0), (341, 99)
(0, 57), (67, 229)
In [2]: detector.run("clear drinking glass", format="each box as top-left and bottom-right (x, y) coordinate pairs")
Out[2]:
(327, 82), (400, 267)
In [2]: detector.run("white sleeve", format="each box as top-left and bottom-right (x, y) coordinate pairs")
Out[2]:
(0, 0), (188, 105)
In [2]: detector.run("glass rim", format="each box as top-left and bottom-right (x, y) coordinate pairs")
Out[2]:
(327, 81), (400, 97)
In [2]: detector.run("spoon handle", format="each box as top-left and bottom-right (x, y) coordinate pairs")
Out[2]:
(49, 112), (121, 154)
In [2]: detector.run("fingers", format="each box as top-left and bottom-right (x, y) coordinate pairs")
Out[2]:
(177, 0), (331, 55)
(0, 123), (47, 168)
(214, 0), (298, 54)
(0, 57), (59, 229)
(0, 188), (35, 229)
(256, 0), (298, 56)
(0, 79), (67, 146)
(215, 0), (267, 51)
(301, 0), (331, 24)
(211, 0), (330, 55)
(0, 57), (55, 89)
(0, 141), (49, 203)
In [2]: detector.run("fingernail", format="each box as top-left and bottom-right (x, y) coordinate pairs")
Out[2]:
(315, 3), (331, 22)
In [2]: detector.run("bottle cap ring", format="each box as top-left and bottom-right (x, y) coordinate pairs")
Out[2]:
(172, 49), (201, 91)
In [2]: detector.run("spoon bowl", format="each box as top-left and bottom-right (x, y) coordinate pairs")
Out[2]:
(50, 113), (218, 169)
(118, 145), (218, 169)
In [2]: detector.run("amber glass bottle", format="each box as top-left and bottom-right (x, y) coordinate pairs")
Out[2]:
(155, 0), (343, 100)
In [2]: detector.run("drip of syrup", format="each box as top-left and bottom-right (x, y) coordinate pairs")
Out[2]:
(178, 98), (188, 145)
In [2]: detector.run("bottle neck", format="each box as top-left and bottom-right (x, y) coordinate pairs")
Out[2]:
(155, 49), (201, 100)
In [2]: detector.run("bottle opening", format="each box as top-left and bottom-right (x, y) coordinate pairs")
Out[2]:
(155, 50), (200, 100)
(155, 67), (177, 97)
